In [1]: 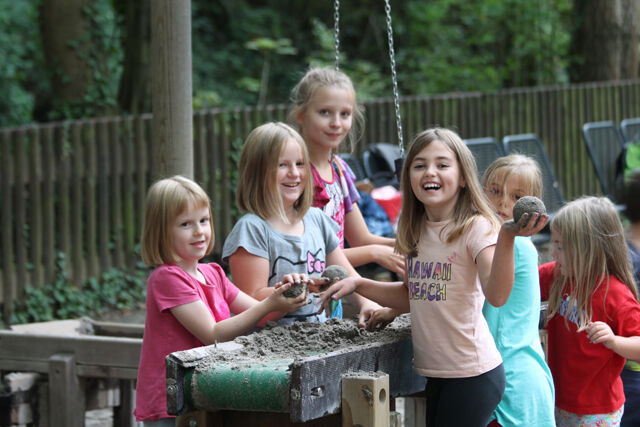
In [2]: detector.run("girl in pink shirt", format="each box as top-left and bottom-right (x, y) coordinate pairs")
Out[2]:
(133, 176), (306, 425)
(322, 128), (548, 426)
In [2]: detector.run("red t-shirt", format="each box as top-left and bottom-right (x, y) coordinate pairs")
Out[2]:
(539, 261), (640, 414)
(134, 263), (239, 421)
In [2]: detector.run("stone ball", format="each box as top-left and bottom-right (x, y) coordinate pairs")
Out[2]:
(512, 196), (546, 223)
(283, 281), (308, 298)
(322, 265), (349, 282)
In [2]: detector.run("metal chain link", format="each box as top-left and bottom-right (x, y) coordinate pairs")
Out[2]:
(333, 0), (340, 70)
(384, 0), (404, 152)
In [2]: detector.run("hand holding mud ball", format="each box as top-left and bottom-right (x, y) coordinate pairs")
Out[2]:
(512, 196), (546, 227)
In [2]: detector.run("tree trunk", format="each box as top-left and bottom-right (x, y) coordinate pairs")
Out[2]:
(39, 0), (94, 108)
(569, 0), (624, 82)
(151, 0), (193, 180)
(116, 0), (152, 114)
(620, 0), (639, 78)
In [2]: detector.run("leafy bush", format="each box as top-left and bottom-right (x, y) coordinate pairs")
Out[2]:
(11, 252), (149, 325)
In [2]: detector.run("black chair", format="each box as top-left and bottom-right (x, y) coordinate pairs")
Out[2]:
(502, 133), (566, 216)
(621, 118), (640, 143)
(339, 152), (367, 182)
(362, 143), (403, 188)
(463, 137), (505, 179)
(581, 121), (626, 203)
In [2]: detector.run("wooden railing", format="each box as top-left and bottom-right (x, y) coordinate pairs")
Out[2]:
(2, 79), (640, 323)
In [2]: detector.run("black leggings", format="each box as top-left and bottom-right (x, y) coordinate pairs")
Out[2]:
(424, 364), (505, 427)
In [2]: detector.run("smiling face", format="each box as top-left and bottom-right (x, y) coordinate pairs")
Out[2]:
(171, 202), (212, 270)
(485, 172), (528, 221)
(409, 139), (466, 221)
(277, 138), (307, 211)
(295, 85), (354, 155)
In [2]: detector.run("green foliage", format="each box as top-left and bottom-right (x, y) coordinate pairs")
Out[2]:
(11, 252), (149, 325)
(49, 0), (123, 120)
(0, 0), (45, 126)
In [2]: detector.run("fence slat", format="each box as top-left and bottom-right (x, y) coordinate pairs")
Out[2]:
(1, 131), (15, 324)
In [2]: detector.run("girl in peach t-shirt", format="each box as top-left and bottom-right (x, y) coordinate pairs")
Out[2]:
(322, 128), (548, 426)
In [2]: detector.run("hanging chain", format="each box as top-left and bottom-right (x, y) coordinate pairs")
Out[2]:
(384, 0), (404, 153)
(333, 0), (340, 70)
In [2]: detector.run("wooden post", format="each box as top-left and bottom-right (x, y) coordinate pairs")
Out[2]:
(341, 372), (390, 427)
(49, 353), (85, 427)
(151, 0), (193, 180)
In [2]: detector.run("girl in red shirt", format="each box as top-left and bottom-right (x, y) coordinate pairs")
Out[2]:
(540, 196), (640, 426)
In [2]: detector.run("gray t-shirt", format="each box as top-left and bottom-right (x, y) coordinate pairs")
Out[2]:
(222, 207), (340, 324)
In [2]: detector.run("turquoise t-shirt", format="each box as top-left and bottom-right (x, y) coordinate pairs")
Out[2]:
(483, 236), (555, 427)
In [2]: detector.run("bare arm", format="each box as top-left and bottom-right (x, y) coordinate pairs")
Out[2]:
(170, 284), (306, 345)
(321, 276), (409, 312)
(586, 322), (640, 361)
(343, 203), (405, 276)
(325, 246), (383, 327)
(478, 213), (549, 307)
(228, 247), (274, 301)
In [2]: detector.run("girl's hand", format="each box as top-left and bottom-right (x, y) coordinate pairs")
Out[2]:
(585, 321), (616, 348)
(372, 245), (406, 277)
(319, 276), (359, 307)
(502, 212), (549, 237)
(275, 273), (309, 288)
(356, 299), (383, 329)
(268, 281), (308, 313)
(365, 307), (402, 331)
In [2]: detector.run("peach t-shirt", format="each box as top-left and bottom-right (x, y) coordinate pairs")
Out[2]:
(408, 215), (501, 378)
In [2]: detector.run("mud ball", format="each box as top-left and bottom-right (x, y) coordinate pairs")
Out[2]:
(512, 196), (546, 223)
(283, 281), (308, 298)
(322, 265), (349, 282)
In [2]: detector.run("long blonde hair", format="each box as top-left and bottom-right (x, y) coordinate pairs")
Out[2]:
(236, 122), (313, 223)
(140, 176), (214, 266)
(547, 196), (638, 329)
(288, 66), (365, 154)
(395, 128), (500, 255)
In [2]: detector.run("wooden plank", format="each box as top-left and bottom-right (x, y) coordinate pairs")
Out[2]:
(121, 117), (136, 263)
(42, 125), (56, 283)
(49, 353), (85, 427)
(14, 129), (29, 295)
(97, 119), (112, 272)
(1, 131), (15, 322)
(0, 332), (141, 369)
(110, 119), (124, 268)
(70, 122), (85, 285)
(53, 126), (72, 275)
(28, 127), (43, 286)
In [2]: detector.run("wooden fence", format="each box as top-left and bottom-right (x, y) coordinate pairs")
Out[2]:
(2, 79), (640, 323)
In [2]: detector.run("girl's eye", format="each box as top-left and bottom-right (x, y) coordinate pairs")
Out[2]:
(200, 217), (209, 224)
(340, 111), (351, 118)
(319, 109), (329, 115)
(438, 163), (449, 168)
(296, 161), (305, 167)
(180, 222), (190, 227)
(412, 163), (425, 170)
(491, 188), (500, 196)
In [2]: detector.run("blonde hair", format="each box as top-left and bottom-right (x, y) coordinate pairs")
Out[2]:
(288, 66), (365, 153)
(482, 154), (543, 199)
(547, 196), (638, 329)
(395, 128), (500, 255)
(140, 175), (214, 266)
(236, 122), (313, 223)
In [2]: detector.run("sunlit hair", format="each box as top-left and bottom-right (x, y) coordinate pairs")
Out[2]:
(287, 66), (365, 154)
(140, 175), (214, 267)
(547, 196), (638, 330)
(236, 122), (313, 223)
(624, 168), (640, 223)
(482, 154), (543, 200)
(395, 128), (500, 255)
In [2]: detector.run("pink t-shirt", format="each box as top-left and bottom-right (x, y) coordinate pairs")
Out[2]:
(134, 263), (239, 421)
(408, 216), (501, 377)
